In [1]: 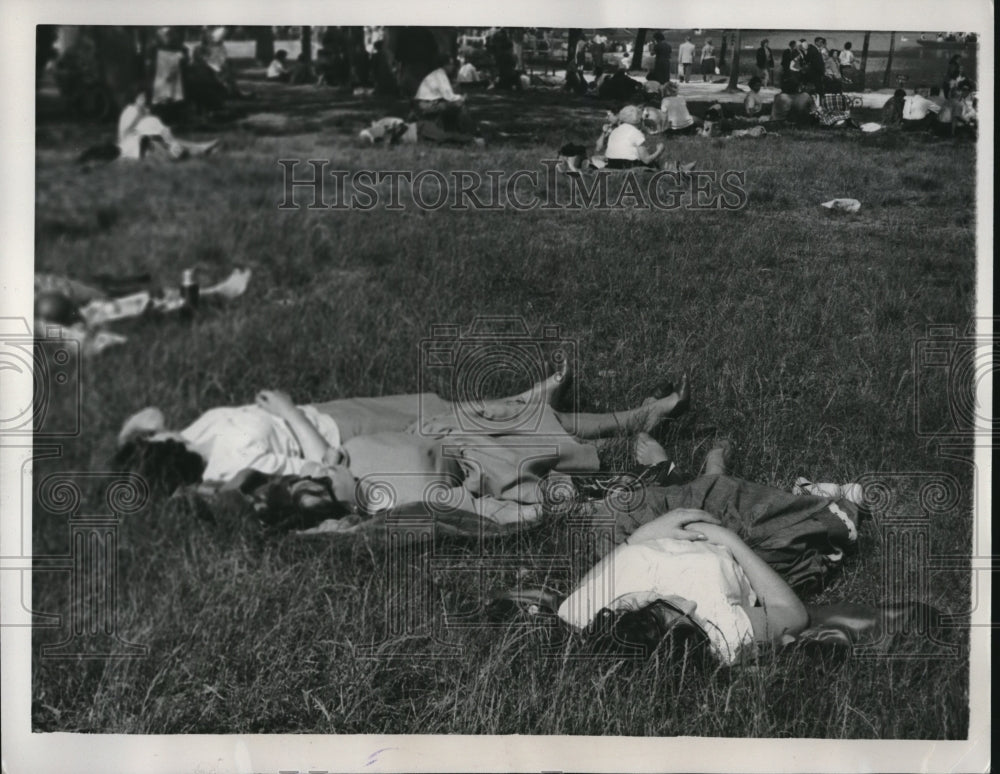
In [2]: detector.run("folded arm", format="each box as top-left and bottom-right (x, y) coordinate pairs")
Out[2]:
(693, 521), (808, 645)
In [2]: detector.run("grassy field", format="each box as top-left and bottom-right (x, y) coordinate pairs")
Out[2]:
(30, 79), (976, 737)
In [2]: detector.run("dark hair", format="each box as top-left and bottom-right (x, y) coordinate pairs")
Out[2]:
(843, 41), (852, 50)
(275, 49), (287, 59)
(748, 76), (762, 90)
(893, 88), (906, 100)
(112, 437), (205, 495)
(789, 40), (797, 47)
(587, 601), (711, 664)
(653, 32), (664, 42)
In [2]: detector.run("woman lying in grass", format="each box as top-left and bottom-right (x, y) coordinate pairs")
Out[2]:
(560, 506), (808, 665)
(494, 437), (943, 665)
(115, 367), (690, 526)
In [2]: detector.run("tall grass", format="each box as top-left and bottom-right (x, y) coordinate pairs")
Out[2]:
(32, 84), (975, 737)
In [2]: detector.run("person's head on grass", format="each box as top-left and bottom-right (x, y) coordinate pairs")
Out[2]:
(588, 599), (711, 665)
(113, 434), (206, 495)
(114, 406), (358, 504)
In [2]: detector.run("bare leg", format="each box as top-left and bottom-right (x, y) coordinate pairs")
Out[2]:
(555, 373), (689, 439)
(511, 353), (570, 407)
(704, 439), (734, 475)
(634, 432), (670, 466)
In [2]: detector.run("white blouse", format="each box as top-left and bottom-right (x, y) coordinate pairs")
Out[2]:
(558, 537), (757, 664)
(181, 405), (342, 483)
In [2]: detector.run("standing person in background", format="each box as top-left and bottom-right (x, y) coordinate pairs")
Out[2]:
(755, 39), (774, 87)
(801, 37), (826, 94)
(648, 31), (672, 86)
(779, 40), (801, 92)
(590, 34), (607, 80)
(575, 34), (588, 71)
(677, 36), (696, 83)
(838, 42), (856, 85)
(699, 39), (716, 83)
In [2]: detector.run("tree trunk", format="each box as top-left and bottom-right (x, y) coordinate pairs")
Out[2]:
(724, 29), (742, 91)
(882, 31), (895, 87)
(345, 26), (368, 87)
(858, 31), (871, 90)
(719, 32), (728, 70)
(252, 26), (275, 64)
(630, 29), (647, 71)
(301, 25), (312, 63)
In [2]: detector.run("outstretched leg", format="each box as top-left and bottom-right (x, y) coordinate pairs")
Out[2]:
(555, 373), (689, 438)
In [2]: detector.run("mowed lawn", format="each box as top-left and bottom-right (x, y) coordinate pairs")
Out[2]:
(31, 83), (976, 737)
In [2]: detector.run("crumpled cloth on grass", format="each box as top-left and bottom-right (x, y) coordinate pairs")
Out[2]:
(820, 198), (861, 213)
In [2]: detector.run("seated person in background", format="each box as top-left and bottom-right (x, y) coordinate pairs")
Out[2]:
(743, 76), (764, 119)
(117, 90), (219, 160)
(880, 89), (907, 130)
(654, 81), (697, 133)
(901, 86), (941, 130)
(597, 65), (643, 103)
(936, 82), (977, 137)
(456, 57), (485, 87)
(927, 85), (947, 108)
(288, 53), (316, 85)
(414, 55), (479, 136)
(603, 105), (664, 168)
(266, 50), (289, 81)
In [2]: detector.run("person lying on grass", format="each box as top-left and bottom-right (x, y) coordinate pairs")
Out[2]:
(492, 436), (945, 665)
(115, 367), (690, 527)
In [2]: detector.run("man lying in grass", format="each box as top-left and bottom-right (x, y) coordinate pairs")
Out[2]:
(114, 368), (690, 528)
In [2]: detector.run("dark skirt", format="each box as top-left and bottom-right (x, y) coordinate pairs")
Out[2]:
(701, 57), (717, 74)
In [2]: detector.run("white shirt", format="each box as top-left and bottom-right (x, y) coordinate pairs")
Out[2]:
(838, 49), (855, 67)
(414, 67), (461, 102)
(456, 62), (480, 83)
(902, 94), (941, 120)
(604, 123), (646, 161)
(659, 96), (695, 129)
(678, 41), (696, 64)
(558, 537), (757, 665)
(266, 59), (287, 79)
(181, 405), (342, 482)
